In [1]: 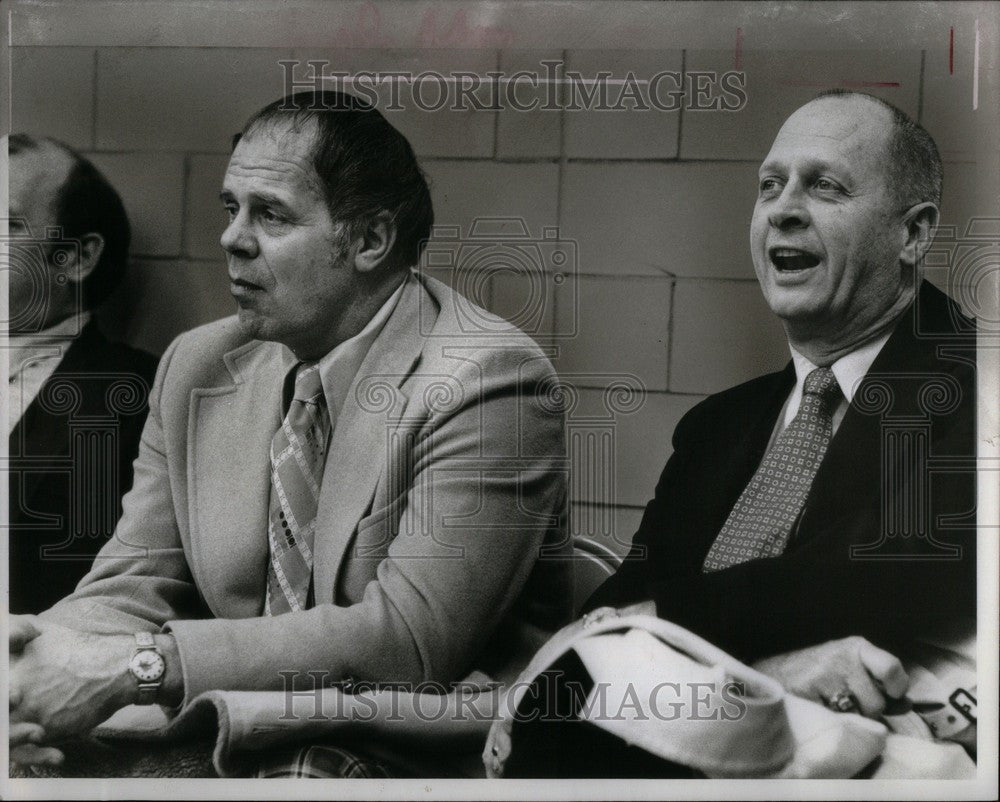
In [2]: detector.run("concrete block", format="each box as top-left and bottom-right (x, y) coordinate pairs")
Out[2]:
(489, 269), (556, 341)
(100, 259), (233, 355)
(925, 163), (1000, 319)
(682, 49), (921, 160)
(921, 46), (991, 163)
(88, 152), (185, 257)
(670, 279), (788, 394)
(551, 275), (671, 391)
(564, 49), (682, 159)
(289, 48), (497, 157)
(10, 47), (95, 148)
(565, 388), (703, 508)
(96, 48), (290, 151)
(560, 162), (759, 278)
(425, 161), (560, 240)
(184, 155), (231, 260)
(937, 162), (998, 237)
(496, 49), (563, 158)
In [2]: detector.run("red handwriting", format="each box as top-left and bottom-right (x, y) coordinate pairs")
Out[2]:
(334, 1), (395, 47)
(417, 7), (515, 48)
(314, 2), (516, 50)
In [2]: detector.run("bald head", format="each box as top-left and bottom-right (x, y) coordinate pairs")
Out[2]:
(9, 136), (76, 235)
(811, 90), (942, 208)
(772, 94), (899, 199)
(6, 134), (131, 330)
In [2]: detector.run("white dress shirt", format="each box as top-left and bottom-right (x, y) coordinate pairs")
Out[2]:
(277, 279), (407, 428)
(769, 331), (893, 449)
(6, 312), (91, 435)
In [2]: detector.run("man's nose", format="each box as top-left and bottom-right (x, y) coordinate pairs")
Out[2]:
(768, 182), (811, 230)
(220, 212), (259, 258)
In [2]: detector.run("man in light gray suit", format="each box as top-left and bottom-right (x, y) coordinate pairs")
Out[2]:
(9, 91), (571, 777)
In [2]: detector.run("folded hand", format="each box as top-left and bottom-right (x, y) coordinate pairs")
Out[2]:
(752, 635), (909, 718)
(10, 616), (133, 766)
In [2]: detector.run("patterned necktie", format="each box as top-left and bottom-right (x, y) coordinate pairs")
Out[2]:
(264, 362), (330, 615)
(702, 367), (841, 572)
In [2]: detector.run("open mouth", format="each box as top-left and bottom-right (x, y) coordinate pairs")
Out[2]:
(230, 277), (263, 290)
(769, 247), (820, 272)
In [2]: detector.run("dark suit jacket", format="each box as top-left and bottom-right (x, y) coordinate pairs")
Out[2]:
(7, 321), (159, 613)
(585, 281), (977, 663)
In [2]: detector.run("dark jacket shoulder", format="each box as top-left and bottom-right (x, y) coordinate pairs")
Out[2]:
(671, 365), (793, 449)
(63, 321), (159, 383)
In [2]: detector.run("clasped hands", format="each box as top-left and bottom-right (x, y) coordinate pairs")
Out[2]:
(9, 615), (135, 769)
(752, 635), (910, 718)
(8, 615), (909, 771)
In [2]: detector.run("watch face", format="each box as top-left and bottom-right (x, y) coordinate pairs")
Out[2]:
(129, 649), (165, 682)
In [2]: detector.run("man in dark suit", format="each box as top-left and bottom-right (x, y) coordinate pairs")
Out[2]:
(586, 91), (977, 728)
(6, 134), (159, 613)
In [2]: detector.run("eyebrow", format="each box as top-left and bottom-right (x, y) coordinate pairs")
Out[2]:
(758, 158), (852, 178)
(218, 189), (293, 209)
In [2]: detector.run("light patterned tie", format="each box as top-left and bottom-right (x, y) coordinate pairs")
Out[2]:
(264, 362), (330, 615)
(702, 367), (841, 572)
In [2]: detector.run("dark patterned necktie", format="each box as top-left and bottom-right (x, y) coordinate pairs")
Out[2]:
(264, 363), (330, 614)
(702, 367), (841, 572)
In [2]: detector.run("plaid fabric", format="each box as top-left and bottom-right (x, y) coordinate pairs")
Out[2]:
(265, 362), (329, 614)
(254, 743), (393, 778)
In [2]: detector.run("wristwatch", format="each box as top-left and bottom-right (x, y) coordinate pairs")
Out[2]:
(128, 632), (166, 705)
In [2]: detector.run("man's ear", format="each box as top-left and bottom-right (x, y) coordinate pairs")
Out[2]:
(65, 232), (105, 285)
(353, 212), (398, 274)
(899, 202), (939, 269)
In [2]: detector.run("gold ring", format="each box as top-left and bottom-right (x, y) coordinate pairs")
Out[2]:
(826, 688), (859, 713)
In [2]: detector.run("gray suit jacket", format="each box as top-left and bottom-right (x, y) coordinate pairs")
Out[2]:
(45, 273), (572, 708)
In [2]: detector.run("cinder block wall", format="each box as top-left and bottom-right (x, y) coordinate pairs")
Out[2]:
(10, 14), (995, 557)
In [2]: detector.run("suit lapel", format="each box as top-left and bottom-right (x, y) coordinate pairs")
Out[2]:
(668, 362), (795, 575)
(9, 324), (108, 523)
(188, 339), (285, 617)
(10, 323), (104, 460)
(312, 277), (429, 605)
(727, 370), (792, 486)
(796, 281), (972, 547)
(706, 362), (795, 520)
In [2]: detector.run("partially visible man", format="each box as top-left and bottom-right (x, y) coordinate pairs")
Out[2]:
(586, 92), (976, 747)
(5, 135), (159, 614)
(9, 92), (570, 776)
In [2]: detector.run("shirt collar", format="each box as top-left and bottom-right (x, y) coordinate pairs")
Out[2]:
(7, 312), (91, 371)
(279, 277), (408, 425)
(788, 328), (893, 404)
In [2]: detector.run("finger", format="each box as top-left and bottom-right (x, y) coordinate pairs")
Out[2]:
(844, 672), (887, 718)
(857, 640), (909, 698)
(9, 721), (46, 746)
(9, 616), (42, 653)
(10, 743), (64, 768)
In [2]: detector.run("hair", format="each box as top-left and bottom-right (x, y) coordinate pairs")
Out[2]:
(234, 90), (434, 270)
(814, 89), (942, 209)
(8, 133), (132, 309)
